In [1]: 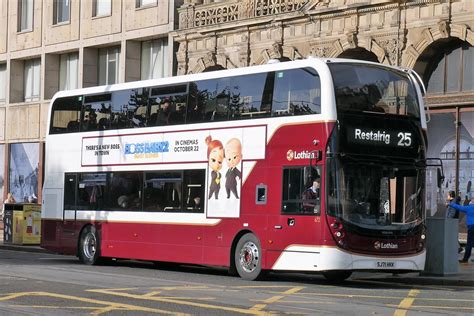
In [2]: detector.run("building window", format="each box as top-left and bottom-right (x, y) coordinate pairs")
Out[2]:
(93, 0), (111, 17)
(24, 59), (41, 102)
(426, 44), (474, 95)
(136, 0), (157, 8)
(141, 39), (168, 80)
(59, 52), (78, 90)
(0, 64), (6, 103)
(99, 47), (120, 85)
(18, 0), (33, 32)
(53, 0), (70, 24)
(425, 110), (474, 220)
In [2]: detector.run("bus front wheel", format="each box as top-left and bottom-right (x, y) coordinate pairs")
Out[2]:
(322, 271), (352, 283)
(79, 226), (101, 265)
(235, 233), (263, 280)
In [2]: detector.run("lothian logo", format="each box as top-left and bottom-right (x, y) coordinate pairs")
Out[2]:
(286, 150), (315, 161)
(374, 241), (398, 250)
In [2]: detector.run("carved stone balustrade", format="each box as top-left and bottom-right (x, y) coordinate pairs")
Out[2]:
(179, 0), (309, 29)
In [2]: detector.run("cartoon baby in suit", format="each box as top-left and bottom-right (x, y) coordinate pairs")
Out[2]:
(206, 135), (224, 200)
(225, 138), (242, 199)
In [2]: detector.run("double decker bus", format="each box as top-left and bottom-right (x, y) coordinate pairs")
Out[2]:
(42, 58), (431, 281)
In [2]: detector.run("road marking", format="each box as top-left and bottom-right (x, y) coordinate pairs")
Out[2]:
(250, 304), (267, 311)
(388, 304), (474, 311)
(161, 297), (216, 301)
(5, 305), (98, 310)
(91, 305), (129, 316)
(354, 279), (456, 291)
(0, 293), (32, 301)
(90, 287), (138, 291)
(0, 291), (182, 315)
(88, 288), (267, 315)
(273, 290), (474, 303)
(268, 300), (333, 305)
(394, 289), (419, 316)
(142, 290), (215, 301)
(150, 285), (240, 293)
(250, 287), (304, 311)
(266, 291), (402, 300)
(142, 291), (162, 297)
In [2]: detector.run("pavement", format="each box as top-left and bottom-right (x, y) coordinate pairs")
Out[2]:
(0, 227), (473, 285)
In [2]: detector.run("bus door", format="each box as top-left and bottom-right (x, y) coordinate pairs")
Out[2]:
(267, 166), (323, 266)
(61, 174), (79, 251)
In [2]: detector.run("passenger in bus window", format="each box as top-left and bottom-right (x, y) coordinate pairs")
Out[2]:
(83, 111), (98, 131)
(89, 185), (102, 209)
(157, 99), (172, 125)
(302, 176), (320, 214)
(191, 197), (201, 211)
(98, 117), (109, 130)
(169, 103), (186, 124)
(117, 195), (129, 208)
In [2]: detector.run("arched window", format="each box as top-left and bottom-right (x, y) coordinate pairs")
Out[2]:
(338, 48), (378, 63)
(425, 44), (473, 95)
(203, 65), (226, 72)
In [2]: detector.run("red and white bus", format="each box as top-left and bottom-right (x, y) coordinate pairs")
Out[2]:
(41, 58), (431, 281)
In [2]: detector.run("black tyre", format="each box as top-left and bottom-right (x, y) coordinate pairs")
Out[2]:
(234, 233), (263, 281)
(322, 271), (352, 283)
(78, 226), (101, 265)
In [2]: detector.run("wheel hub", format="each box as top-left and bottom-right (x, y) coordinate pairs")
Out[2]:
(83, 233), (96, 259)
(239, 241), (259, 273)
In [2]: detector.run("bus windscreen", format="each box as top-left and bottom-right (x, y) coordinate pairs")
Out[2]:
(328, 63), (420, 119)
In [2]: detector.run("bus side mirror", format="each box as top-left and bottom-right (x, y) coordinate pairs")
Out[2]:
(437, 168), (444, 189)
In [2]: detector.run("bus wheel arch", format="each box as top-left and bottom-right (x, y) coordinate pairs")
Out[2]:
(78, 224), (102, 265)
(232, 231), (264, 280)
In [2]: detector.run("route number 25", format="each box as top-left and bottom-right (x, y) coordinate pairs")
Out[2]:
(397, 132), (412, 147)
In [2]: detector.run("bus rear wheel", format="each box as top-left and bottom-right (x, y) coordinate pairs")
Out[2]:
(322, 271), (352, 283)
(79, 226), (101, 265)
(235, 233), (263, 280)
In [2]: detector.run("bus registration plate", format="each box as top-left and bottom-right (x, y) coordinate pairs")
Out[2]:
(376, 261), (396, 268)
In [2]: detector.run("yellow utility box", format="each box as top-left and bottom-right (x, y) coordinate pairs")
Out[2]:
(12, 204), (41, 245)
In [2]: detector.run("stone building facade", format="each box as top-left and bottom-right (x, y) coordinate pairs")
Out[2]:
(173, 0), (473, 215)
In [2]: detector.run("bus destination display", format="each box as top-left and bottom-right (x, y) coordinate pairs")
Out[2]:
(347, 127), (414, 148)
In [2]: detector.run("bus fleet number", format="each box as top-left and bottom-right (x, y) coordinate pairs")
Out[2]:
(397, 132), (412, 147)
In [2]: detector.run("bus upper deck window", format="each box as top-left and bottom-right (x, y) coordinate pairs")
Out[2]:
(50, 96), (82, 134)
(272, 68), (321, 117)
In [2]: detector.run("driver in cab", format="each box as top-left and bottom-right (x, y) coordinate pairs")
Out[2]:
(302, 176), (320, 214)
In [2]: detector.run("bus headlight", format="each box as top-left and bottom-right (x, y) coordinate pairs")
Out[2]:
(328, 216), (347, 249)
